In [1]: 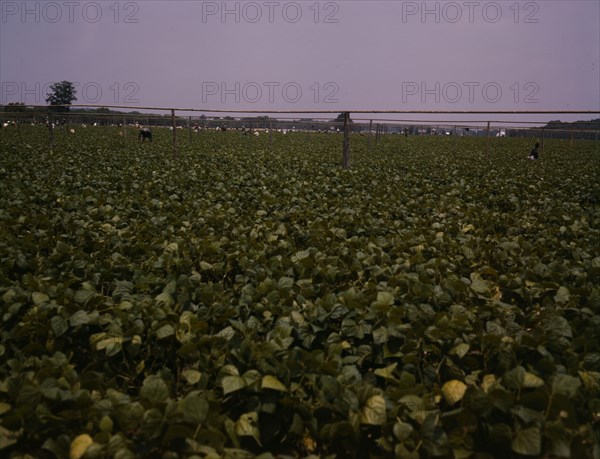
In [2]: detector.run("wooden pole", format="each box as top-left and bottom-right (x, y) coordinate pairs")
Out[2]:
(541, 128), (545, 155)
(342, 111), (350, 169)
(188, 116), (192, 143)
(171, 109), (178, 158)
(368, 119), (372, 151)
(486, 121), (490, 154)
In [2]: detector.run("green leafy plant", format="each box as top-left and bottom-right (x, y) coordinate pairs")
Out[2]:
(1, 126), (599, 458)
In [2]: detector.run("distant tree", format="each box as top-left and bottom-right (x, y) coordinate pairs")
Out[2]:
(335, 112), (353, 123)
(46, 81), (77, 113)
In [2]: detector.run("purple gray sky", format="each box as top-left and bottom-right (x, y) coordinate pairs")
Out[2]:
(1, 0), (599, 123)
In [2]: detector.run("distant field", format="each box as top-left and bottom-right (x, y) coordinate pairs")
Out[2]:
(1, 126), (599, 458)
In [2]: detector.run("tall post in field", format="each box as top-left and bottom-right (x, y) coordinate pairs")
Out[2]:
(171, 109), (178, 158)
(342, 111), (350, 169)
(541, 128), (545, 155)
(269, 118), (273, 146)
(188, 116), (192, 143)
(485, 121), (490, 154)
(368, 119), (372, 151)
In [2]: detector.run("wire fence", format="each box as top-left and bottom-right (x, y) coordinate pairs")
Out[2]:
(1, 104), (599, 167)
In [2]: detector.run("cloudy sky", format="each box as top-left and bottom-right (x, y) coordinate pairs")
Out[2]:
(1, 0), (599, 123)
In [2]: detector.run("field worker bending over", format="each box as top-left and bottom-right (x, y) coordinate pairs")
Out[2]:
(138, 127), (152, 142)
(529, 142), (540, 160)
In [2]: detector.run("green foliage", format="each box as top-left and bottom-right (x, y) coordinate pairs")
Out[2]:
(45, 81), (77, 113)
(0, 127), (599, 458)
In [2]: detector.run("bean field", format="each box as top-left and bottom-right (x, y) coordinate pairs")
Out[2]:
(0, 126), (599, 459)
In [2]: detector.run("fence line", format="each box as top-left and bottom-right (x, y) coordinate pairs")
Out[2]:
(6, 110), (600, 127)
(2, 103), (599, 115)
(2, 104), (599, 168)
(4, 110), (600, 129)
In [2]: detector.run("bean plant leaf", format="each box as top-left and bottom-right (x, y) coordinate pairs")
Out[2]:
(261, 375), (287, 392)
(554, 286), (570, 304)
(222, 376), (246, 395)
(156, 324), (175, 340)
(181, 369), (202, 385)
(140, 376), (169, 404)
(69, 434), (93, 459)
(361, 395), (387, 425)
(552, 374), (581, 398)
(511, 426), (541, 456)
(182, 395), (209, 424)
(442, 380), (467, 405)
(235, 412), (261, 445)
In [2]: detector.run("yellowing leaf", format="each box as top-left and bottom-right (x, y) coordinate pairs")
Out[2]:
(361, 395), (387, 425)
(199, 261), (213, 270)
(155, 292), (174, 308)
(522, 372), (544, 388)
(481, 374), (497, 393)
(96, 336), (124, 350)
(32, 292), (49, 305)
(181, 369), (202, 385)
(222, 375), (246, 395)
(235, 412), (261, 445)
(99, 415), (113, 433)
(156, 324), (175, 339)
(261, 375), (287, 392)
(442, 380), (467, 405)
(164, 242), (179, 253)
(69, 434), (93, 459)
(374, 363), (398, 380)
(450, 343), (470, 359)
(376, 291), (395, 307)
(579, 370), (600, 391)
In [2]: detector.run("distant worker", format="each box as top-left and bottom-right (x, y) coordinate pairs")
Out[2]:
(529, 142), (540, 160)
(138, 127), (152, 142)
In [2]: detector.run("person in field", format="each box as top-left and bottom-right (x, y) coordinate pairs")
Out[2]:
(138, 127), (152, 142)
(529, 142), (540, 160)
